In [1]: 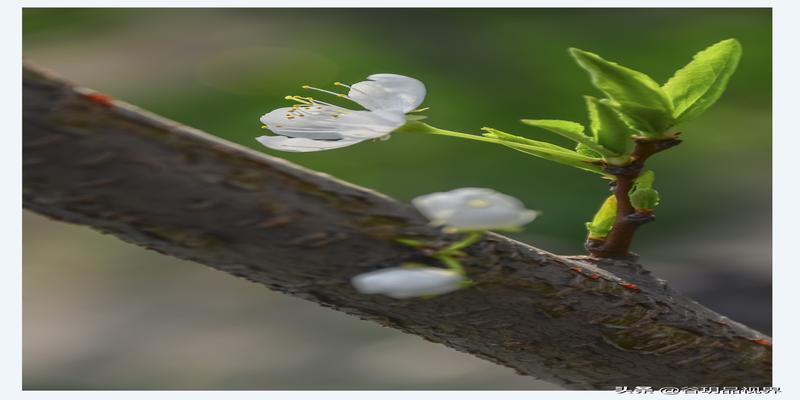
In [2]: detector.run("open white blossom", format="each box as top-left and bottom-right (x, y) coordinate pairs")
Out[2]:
(257, 74), (426, 152)
(412, 187), (540, 231)
(351, 266), (465, 299)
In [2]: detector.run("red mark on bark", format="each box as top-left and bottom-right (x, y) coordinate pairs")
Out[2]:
(750, 338), (771, 347)
(570, 267), (583, 273)
(619, 282), (639, 291)
(84, 92), (113, 107)
(589, 273), (600, 280)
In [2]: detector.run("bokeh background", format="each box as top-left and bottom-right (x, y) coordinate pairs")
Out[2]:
(22, 8), (771, 390)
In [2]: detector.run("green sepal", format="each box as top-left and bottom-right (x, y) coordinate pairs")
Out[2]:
(586, 195), (617, 239)
(569, 47), (675, 135)
(662, 38), (742, 123)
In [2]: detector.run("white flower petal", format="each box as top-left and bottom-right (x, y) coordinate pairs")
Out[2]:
(348, 81), (406, 112)
(445, 207), (540, 231)
(367, 74), (427, 112)
(412, 188), (538, 230)
(411, 193), (461, 222)
(334, 109), (407, 139)
(260, 107), (345, 140)
(260, 106), (405, 142)
(351, 267), (465, 299)
(349, 74), (426, 113)
(256, 136), (362, 152)
(513, 210), (541, 227)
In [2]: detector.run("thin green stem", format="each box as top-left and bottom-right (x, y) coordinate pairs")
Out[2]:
(420, 126), (595, 161)
(436, 255), (465, 275)
(436, 231), (484, 255)
(423, 126), (505, 145)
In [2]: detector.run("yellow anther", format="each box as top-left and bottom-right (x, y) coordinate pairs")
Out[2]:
(285, 95), (312, 105)
(261, 125), (269, 129)
(302, 85), (311, 89)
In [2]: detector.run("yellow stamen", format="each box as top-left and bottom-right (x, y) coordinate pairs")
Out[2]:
(285, 95), (312, 105)
(302, 84), (347, 98)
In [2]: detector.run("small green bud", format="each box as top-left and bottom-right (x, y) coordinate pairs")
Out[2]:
(629, 170), (659, 211)
(586, 195), (617, 239)
(630, 188), (660, 211)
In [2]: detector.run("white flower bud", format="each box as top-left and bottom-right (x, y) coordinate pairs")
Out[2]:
(412, 187), (539, 231)
(351, 267), (465, 299)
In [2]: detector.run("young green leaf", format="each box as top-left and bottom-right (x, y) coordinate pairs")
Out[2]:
(498, 143), (606, 175)
(662, 38), (742, 123)
(634, 169), (655, 189)
(520, 119), (614, 157)
(586, 195), (617, 239)
(481, 126), (580, 153)
(629, 170), (660, 210)
(575, 143), (603, 158)
(569, 48), (675, 134)
(585, 96), (636, 157)
(482, 128), (605, 175)
(630, 189), (660, 211)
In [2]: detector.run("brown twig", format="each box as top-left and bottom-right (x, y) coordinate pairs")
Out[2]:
(586, 136), (682, 259)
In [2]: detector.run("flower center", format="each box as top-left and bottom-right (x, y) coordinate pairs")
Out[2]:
(279, 95), (348, 121)
(467, 199), (491, 208)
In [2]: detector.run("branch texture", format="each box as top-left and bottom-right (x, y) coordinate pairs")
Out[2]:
(22, 64), (771, 389)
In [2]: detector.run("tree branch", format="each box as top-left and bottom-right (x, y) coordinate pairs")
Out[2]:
(22, 63), (771, 390)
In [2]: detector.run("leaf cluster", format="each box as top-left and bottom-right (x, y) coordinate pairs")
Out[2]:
(482, 39), (742, 173)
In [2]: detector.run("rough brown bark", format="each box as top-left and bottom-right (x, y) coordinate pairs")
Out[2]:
(22, 63), (771, 390)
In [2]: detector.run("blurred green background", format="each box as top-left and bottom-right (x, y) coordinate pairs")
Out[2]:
(22, 8), (771, 389)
